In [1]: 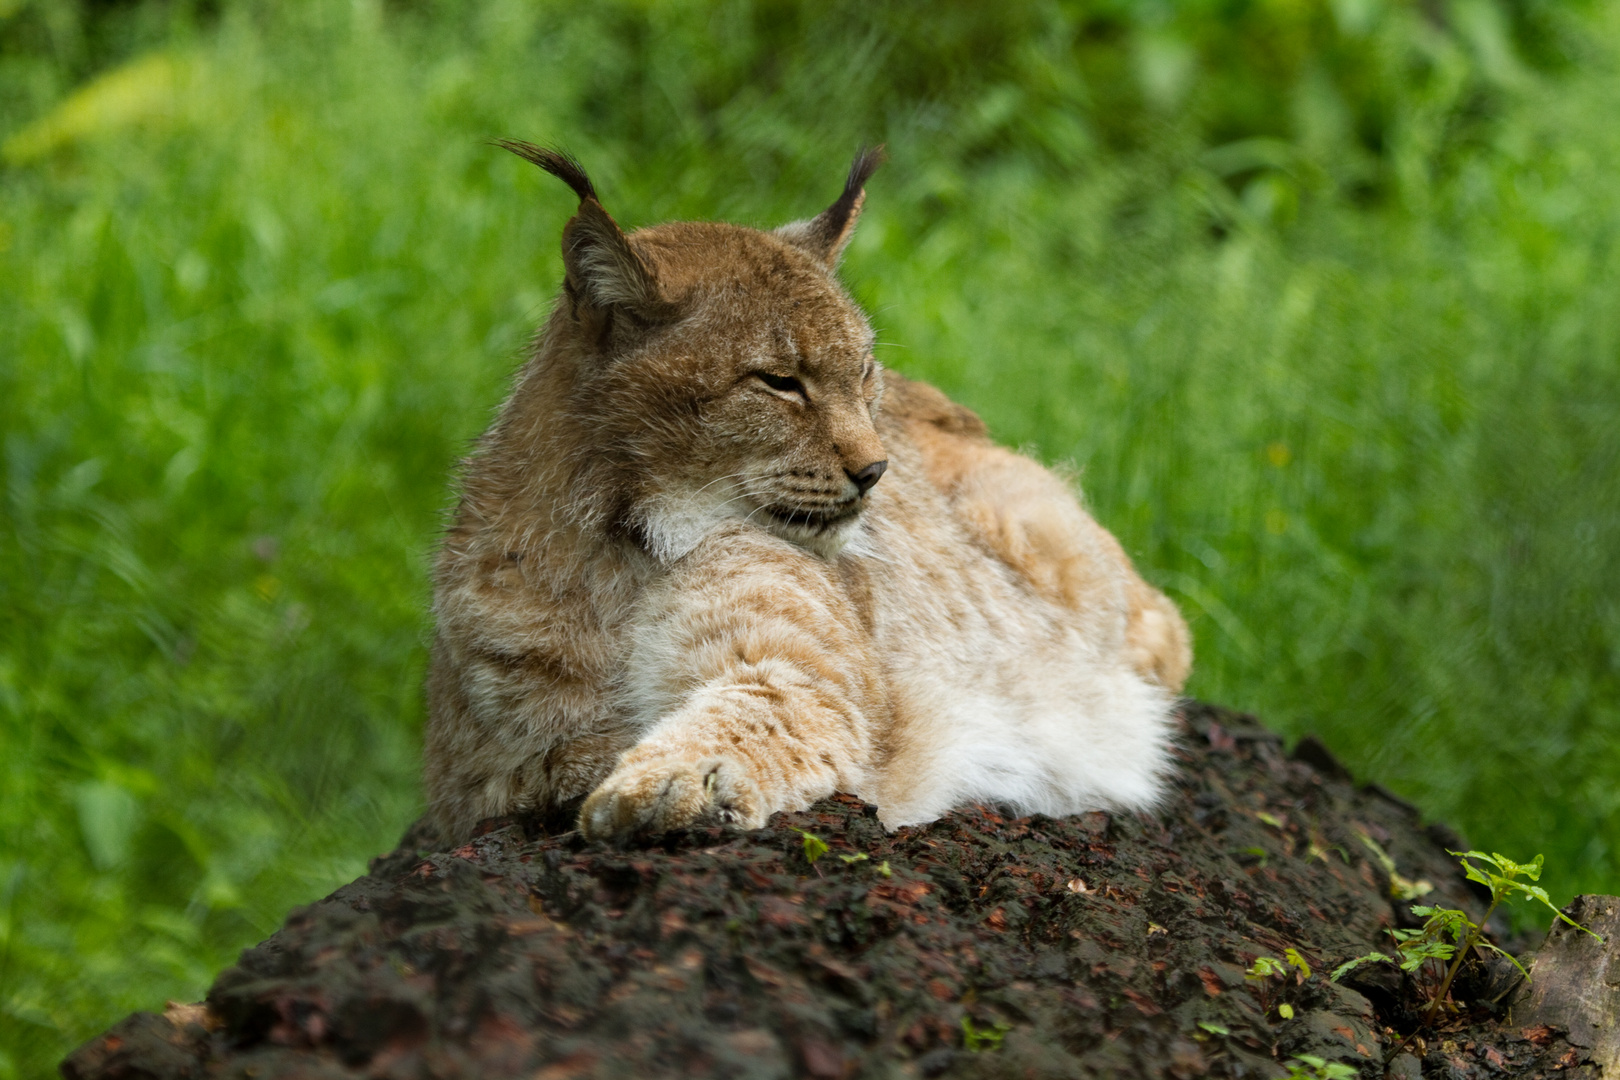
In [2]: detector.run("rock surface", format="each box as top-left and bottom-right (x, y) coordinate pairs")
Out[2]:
(62, 704), (1601, 1079)
(1513, 894), (1620, 1075)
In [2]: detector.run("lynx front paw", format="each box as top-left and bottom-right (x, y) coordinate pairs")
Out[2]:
(578, 755), (765, 843)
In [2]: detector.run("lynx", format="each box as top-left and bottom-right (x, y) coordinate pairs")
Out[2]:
(424, 143), (1191, 844)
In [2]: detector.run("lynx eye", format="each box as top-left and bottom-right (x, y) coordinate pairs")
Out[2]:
(754, 371), (806, 398)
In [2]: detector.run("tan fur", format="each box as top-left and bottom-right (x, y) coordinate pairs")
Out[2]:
(424, 147), (1191, 843)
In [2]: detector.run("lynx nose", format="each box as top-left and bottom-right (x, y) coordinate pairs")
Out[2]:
(847, 460), (888, 495)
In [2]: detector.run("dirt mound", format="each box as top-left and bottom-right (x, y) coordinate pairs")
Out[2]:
(62, 705), (1597, 1079)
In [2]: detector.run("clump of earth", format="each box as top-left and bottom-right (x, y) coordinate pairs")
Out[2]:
(64, 704), (1598, 1079)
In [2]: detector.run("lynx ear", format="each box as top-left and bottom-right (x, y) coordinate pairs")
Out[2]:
(775, 145), (886, 269)
(496, 140), (672, 323)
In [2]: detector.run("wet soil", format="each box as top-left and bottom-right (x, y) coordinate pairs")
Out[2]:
(62, 704), (1599, 1079)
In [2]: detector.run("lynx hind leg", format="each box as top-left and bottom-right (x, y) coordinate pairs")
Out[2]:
(950, 445), (1192, 693)
(1124, 577), (1192, 694)
(949, 446), (1129, 631)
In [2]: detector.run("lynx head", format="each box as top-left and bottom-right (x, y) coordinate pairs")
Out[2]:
(503, 141), (888, 561)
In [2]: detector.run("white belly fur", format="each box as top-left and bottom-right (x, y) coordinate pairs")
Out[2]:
(857, 514), (1174, 827)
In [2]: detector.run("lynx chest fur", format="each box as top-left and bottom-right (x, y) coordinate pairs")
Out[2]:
(424, 145), (1191, 843)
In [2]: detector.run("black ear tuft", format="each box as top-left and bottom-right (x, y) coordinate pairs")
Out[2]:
(493, 139), (597, 204)
(775, 144), (887, 269)
(842, 144), (887, 209)
(495, 138), (674, 335)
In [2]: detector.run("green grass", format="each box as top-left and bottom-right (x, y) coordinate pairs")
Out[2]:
(3, 0), (1619, 1073)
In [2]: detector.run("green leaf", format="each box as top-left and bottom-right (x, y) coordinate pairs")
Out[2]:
(838, 852), (869, 865)
(1500, 856), (1529, 879)
(1393, 877), (1433, 900)
(1551, 907), (1606, 939)
(797, 830), (829, 865)
(1488, 852), (1541, 880)
(961, 1016), (1011, 1052)
(1285, 1056), (1359, 1080)
(1473, 939), (1531, 980)
(1246, 956), (1286, 980)
(1358, 833), (1396, 874)
(74, 781), (141, 871)
(1363, 833), (1431, 898)
(1329, 953), (1391, 981)
(1197, 1021), (1230, 1035)
(1411, 905), (1472, 944)
(1283, 947), (1313, 980)
(1395, 937), (1454, 970)
(1278, 1003), (1295, 1019)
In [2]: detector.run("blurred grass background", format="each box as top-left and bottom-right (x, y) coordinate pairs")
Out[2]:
(3, 0), (1619, 1072)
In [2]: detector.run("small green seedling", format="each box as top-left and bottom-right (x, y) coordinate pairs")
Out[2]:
(1357, 832), (1433, 901)
(960, 1016), (1011, 1052)
(1423, 851), (1602, 1024)
(1331, 849), (1604, 1047)
(1238, 845), (1271, 867)
(839, 852), (869, 865)
(1330, 904), (1464, 983)
(876, 860), (892, 878)
(1246, 949), (1312, 1017)
(1280, 1054), (1357, 1080)
(1196, 1021), (1231, 1036)
(796, 829), (829, 865)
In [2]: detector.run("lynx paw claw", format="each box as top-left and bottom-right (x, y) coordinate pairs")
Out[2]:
(578, 755), (764, 843)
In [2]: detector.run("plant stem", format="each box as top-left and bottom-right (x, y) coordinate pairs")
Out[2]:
(1423, 898), (1498, 1028)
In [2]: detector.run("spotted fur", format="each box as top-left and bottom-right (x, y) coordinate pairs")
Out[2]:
(424, 146), (1192, 843)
